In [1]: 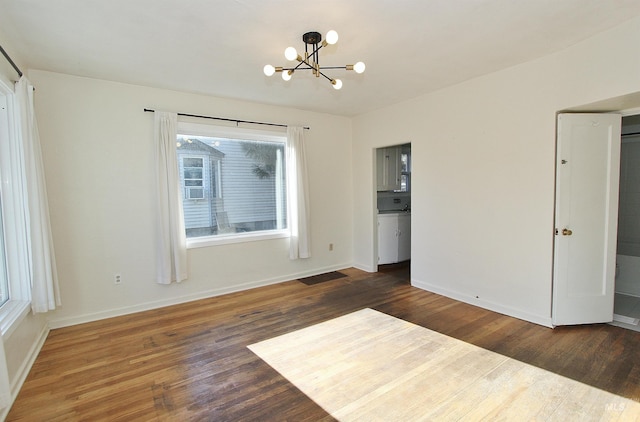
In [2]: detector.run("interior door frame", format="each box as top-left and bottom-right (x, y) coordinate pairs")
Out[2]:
(373, 143), (412, 272)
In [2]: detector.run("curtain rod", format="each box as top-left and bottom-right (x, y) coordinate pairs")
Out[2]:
(0, 44), (23, 78)
(144, 108), (309, 130)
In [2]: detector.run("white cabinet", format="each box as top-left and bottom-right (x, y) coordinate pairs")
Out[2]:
(397, 213), (411, 262)
(376, 147), (402, 191)
(378, 213), (411, 264)
(378, 214), (399, 264)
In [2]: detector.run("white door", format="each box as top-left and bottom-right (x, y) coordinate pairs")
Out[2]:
(552, 113), (621, 325)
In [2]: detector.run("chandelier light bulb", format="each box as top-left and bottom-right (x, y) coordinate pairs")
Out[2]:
(325, 30), (339, 45)
(284, 47), (298, 61)
(282, 70), (292, 81)
(332, 79), (342, 90)
(263, 64), (276, 76)
(354, 61), (366, 74)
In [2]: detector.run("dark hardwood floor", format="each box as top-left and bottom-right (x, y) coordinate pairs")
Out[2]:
(7, 264), (640, 421)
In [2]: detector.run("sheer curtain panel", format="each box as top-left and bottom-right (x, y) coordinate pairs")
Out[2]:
(154, 112), (187, 284)
(16, 76), (61, 312)
(286, 126), (311, 259)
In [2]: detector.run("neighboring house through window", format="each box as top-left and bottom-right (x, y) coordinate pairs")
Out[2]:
(177, 122), (287, 246)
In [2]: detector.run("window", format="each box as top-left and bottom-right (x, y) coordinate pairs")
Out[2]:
(400, 152), (410, 192)
(182, 157), (205, 199)
(177, 123), (287, 244)
(0, 82), (33, 334)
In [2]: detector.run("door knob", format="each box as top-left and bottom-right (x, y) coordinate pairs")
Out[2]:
(562, 228), (573, 236)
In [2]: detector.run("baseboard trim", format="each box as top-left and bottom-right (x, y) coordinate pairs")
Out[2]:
(613, 313), (639, 325)
(48, 263), (353, 329)
(352, 263), (377, 273)
(411, 278), (553, 328)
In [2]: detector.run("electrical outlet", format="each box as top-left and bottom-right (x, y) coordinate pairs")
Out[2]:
(329, 243), (334, 251)
(114, 273), (122, 285)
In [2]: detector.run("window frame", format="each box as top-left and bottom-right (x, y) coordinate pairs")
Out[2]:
(177, 121), (289, 249)
(0, 77), (32, 337)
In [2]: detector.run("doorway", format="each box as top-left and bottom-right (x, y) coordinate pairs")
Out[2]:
(612, 114), (640, 331)
(375, 143), (411, 272)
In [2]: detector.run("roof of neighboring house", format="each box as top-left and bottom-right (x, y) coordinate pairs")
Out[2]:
(177, 139), (225, 157)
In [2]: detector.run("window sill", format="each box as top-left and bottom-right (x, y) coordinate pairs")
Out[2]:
(0, 300), (30, 338)
(186, 229), (289, 249)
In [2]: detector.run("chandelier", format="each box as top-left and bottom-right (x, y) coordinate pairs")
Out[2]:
(263, 30), (365, 90)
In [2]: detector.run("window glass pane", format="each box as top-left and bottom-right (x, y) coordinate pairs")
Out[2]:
(400, 174), (408, 191)
(183, 157), (203, 167)
(401, 153), (409, 172)
(183, 168), (203, 180)
(177, 133), (287, 239)
(188, 188), (204, 199)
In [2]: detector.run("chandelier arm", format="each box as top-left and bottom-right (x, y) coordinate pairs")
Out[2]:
(281, 67), (316, 72)
(281, 65), (347, 71)
(316, 70), (334, 82)
(293, 59), (312, 71)
(300, 45), (323, 70)
(279, 59), (315, 74)
(305, 43), (324, 61)
(284, 62), (340, 83)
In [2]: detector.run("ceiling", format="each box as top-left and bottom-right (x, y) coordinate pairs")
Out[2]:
(1, 0), (640, 117)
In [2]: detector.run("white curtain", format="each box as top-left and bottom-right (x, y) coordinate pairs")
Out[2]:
(154, 111), (187, 284)
(15, 76), (61, 313)
(286, 126), (311, 259)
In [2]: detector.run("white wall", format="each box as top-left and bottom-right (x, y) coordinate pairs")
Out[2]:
(616, 255), (640, 297)
(28, 70), (353, 328)
(352, 16), (640, 326)
(618, 134), (640, 257)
